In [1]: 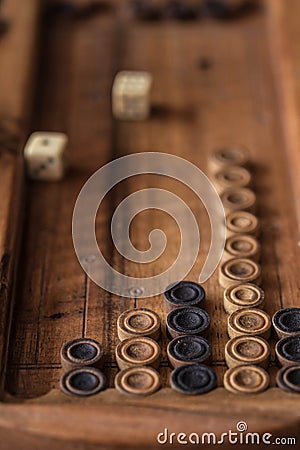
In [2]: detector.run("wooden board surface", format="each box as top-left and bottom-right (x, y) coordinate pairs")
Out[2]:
(0, 0), (300, 448)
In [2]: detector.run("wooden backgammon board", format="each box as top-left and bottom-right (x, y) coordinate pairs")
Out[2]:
(0, 0), (300, 448)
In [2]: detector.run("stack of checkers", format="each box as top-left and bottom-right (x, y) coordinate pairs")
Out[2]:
(273, 307), (300, 393)
(209, 145), (271, 394)
(60, 338), (107, 397)
(115, 308), (162, 396)
(164, 281), (217, 395)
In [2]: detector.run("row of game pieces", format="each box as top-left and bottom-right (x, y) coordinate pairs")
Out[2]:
(114, 282), (217, 395)
(130, 0), (258, 22)
(209, 146), (300, 394)
(209, 145), (269, 394)
(59, 282), (215, 397)
(59, 297), (300, 396)
(163, 281), (216, 394)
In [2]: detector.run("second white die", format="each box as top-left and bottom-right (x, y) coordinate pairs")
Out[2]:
(112, 71), (153, 121)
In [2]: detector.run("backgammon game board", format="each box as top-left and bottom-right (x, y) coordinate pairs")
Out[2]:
(0, 0), (300, 448)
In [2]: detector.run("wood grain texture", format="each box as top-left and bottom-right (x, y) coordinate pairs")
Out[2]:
(0, 0), (300, 448)
(0, 0), (40, 394)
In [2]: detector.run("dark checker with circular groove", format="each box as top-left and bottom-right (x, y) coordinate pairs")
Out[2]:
(275, 336), (300, 366)
(170, 364), (217, 395)
(166, 307), (210, 338)
(167, 335), (211, 368)
(164, 281), (206, 311)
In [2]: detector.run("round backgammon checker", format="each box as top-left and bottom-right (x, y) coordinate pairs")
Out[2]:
(117, 308), (161, 341)
(60, 338), (104, 371)
(219, 258), (261, 288)
(213, 165), (251, 193)
(167, 335), (211, 368)
(227, 308), (271, 340)
(221, 188), (256, 214)
(272, 308), (300, 339)
(115, 337), (161, 370)
(275, 336), (300, 366)
(226, 210), (259, 237)
(224, 365), (270, 394)
(166, 307), (210, 339)
(60, 367), (107, 397)
(170, 364), (217, 395)
(115, 366), (161, 396)
(223, 283), (264, 314)
(276, 365), (300, 393)
(225, 335), (270, 369)
(223, 234), (260, 262)
(208, 146), (249, 173)
(164, 281), (205, 311)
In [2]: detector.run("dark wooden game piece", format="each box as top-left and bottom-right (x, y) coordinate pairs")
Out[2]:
(164, 281), (205, 311)
(276, 365), (300, 393)
(219, 257), (261, 288)
(115, 337), (161, 370)
(60, 367), (107, 397)
(131, 0), (162, 21)
(227, 308), (271, 339)
(226, 210), (259, 237)
(203, 1), (259, 21)
(272, 308), (300, 339)
(61, 338), (104, 371)
(166, 307), (210, 338)
(117, 308), (161, 341)
(224, 365), (269, 394)
(115, 366), (161, 396)
(167, 335), (211, 368)
(163, 0), (199, 21)
(170, 364), (217, 395)
(225, 335), (270, 369)
(221, 187), (256, 213)
(275, 336), (300, 366)
(223, 234), (260, 261)
(223, 283), (264, 314)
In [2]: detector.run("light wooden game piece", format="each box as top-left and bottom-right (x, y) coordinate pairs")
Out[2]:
(117, 308), (161, 341)
(213, 165), (251, 193)
(208, 146), (249, 173)
(221, 187), (256, 214)
(115, 336), (161, 370)
(223, 283), (264, 314)
(112, 71), (153, 120)
(24, 131), (68, 181)
(226, 210), (259, 237)
(227, 308), (271, 339)
(223, 234), (260, 261)
(225, 335), (270, 369)
(219, 257), (261, 288)
(115, 366), (161, 396)
(224, 365), (269, 394)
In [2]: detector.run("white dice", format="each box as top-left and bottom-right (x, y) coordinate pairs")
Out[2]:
(112, 71), (153, 121)
(24, 132), (68, 181)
